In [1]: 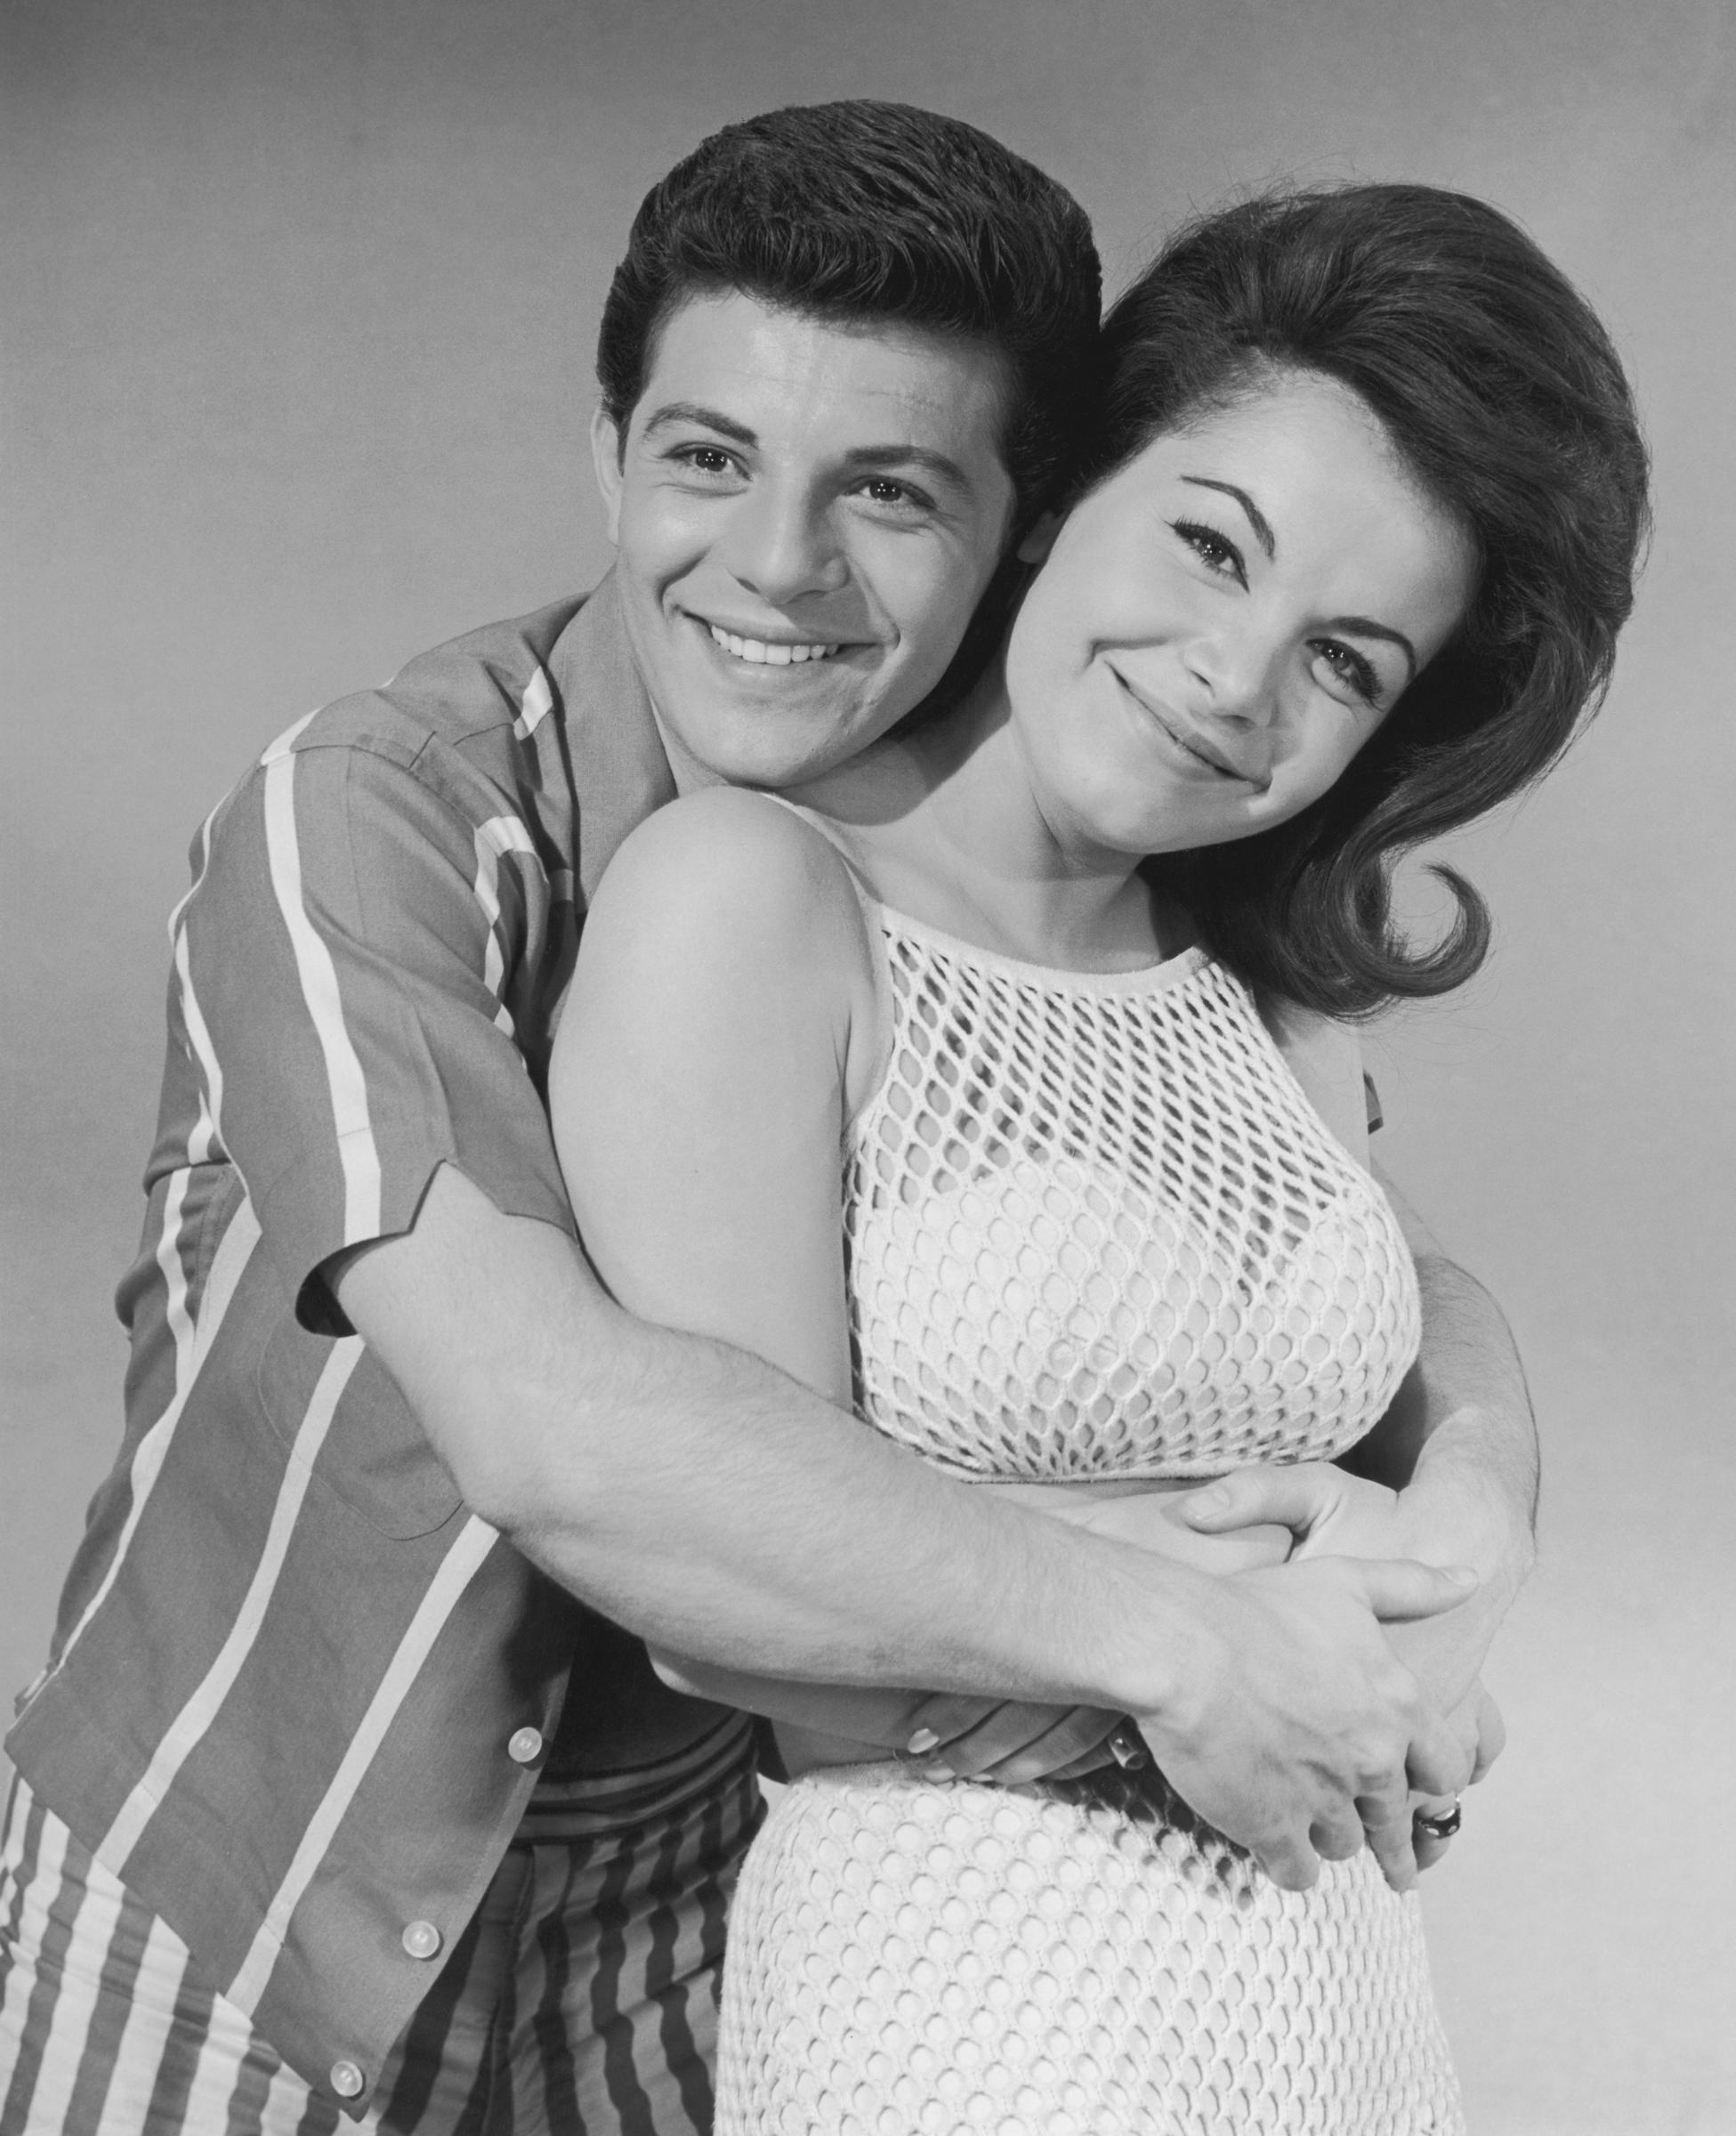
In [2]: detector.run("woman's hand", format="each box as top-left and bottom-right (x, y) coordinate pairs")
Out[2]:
(986, 1478), (1293, 1574)
(647, 1648), (1125, 1785)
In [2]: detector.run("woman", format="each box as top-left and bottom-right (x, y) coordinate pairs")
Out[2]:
(551, 185), (1647, 2133)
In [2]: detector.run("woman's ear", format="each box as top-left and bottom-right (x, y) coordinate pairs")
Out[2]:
(1015, 510), (1062, 567)
(590, 407), (626, 545)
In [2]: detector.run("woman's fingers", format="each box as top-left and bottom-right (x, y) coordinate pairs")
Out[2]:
(963, 1709), (1128, 1787)
(900, 1696), (1124, 1783)
(1178, 1462), (1345, 1537)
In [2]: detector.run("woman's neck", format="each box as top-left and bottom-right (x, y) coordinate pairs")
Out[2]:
(786, 666), (1191, 974)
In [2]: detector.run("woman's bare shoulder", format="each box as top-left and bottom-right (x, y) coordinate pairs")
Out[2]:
(579, 787), (878, 1007)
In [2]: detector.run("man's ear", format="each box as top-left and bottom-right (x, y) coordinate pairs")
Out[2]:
(1015, 510), (1062, 567)
(590, 407), (626, 546)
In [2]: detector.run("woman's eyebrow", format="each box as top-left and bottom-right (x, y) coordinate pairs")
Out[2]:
(1180, 476), (1275, 559)
(1332, 618), (1419, 686)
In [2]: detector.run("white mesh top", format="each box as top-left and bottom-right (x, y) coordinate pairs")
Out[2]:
(715, 871), (1462, 2135)
(843, 904), (1422, 1483)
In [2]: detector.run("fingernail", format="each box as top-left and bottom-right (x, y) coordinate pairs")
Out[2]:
(923, 1761), (953, 1783)
(906, 1727), (941, 1755)
(1184, 1486), (1231, 1521)
(1442, 1566), (1479, 1588)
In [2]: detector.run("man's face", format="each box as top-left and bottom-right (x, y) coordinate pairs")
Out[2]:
(593, 290), (1018, 791)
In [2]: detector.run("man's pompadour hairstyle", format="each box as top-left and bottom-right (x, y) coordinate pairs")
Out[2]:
(596, 101), (1102, 527)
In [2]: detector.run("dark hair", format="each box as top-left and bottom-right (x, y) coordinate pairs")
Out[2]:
(596, 101), (1102, 530)
(1085, 184), (1650, 1017)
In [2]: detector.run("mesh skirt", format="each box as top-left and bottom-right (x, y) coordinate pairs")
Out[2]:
(715, 1762), (1463, 2136)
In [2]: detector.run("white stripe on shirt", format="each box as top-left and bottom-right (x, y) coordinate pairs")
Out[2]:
(262, 743), (383, 1243)
(514, 667), (554, 740)
(224, 1513), (500, 2018)
(35, 1199), (262, 1688)
(472, 815), (544, 1035)
(97, 1339), (366, 1876)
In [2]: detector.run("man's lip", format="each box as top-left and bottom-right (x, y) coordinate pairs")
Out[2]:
(1109, 666), (1265, 784)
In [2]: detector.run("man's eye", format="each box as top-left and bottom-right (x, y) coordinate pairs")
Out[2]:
(1173, 519), (1246, 584)
(674, 446), (739, 476)
(859, 477), (933, 512)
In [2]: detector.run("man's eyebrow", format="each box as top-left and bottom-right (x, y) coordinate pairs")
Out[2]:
(640, 402), (759, 448)
(839, 442), (972, 490)
(1180, 477), (1276, 559)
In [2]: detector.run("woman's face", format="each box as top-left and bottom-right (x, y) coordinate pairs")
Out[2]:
(1003, 370), (1478, 859)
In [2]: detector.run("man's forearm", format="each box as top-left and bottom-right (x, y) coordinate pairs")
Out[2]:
(335, 1163), (1477, 1891)
(1337, 1167), (1538, 1709)
(333, 1162), (1182, 1712)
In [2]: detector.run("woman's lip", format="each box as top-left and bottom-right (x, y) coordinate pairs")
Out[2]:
(1109, 667), (1264, 784)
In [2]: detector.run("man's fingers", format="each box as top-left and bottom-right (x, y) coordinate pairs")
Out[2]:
(1468, 1683), (1506, 1784)
(1406, 1705), (1476, 1802)
(1345, 1557), (1479, 1624)
(1309, 1809), (1366, 1865)
(1249, 1829), (1322, 1894)
(1358, 1787), (1420, 1892)
(1409, 1792), (1462, 1875)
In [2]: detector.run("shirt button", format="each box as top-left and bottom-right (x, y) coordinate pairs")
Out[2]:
(330, 2060), (366, 2099)
(401, 1918), (442, 1961)
(507, 1726), (544, 1764)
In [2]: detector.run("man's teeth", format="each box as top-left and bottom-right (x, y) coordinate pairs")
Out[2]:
(708, 625), (841, 666)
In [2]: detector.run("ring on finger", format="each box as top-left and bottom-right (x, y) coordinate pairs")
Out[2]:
(1107, 1724), (1150, 1771)
(1413, 1800), (1462, 1841)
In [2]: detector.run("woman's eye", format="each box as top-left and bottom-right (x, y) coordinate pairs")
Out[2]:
(1312, 640), (1382, 706)
(1173, 520), (1246, 584)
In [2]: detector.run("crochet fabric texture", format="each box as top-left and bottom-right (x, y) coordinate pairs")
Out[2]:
(715, 912), (1460, 2136)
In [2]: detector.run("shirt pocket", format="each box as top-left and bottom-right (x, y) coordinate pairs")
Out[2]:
(254, 1307), (466, 1540)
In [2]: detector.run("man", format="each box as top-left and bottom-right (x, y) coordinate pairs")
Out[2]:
(1, 103), (1532, 2133)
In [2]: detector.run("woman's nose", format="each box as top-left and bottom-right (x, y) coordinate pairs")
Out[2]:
(719, 485), (849, 605)
(1183, 632), (1282, 728)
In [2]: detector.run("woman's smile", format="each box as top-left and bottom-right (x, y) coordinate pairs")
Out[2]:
(1106, 660), (1269, 786)
(1001, 370), (1478, 862)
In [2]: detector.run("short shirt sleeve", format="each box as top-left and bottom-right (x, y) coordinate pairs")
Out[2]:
(178, 727), (577, 1316)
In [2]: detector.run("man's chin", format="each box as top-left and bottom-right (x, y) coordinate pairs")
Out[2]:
(663, 708), (892, 794)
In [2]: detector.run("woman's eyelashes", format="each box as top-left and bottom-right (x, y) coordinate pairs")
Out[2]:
(1312, 640), (1383, 706)
(1172, 518), (1247, 586)
(1169, 514), (1389, 709)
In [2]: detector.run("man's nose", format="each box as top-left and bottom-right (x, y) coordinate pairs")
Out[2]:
(718, 482), (849, 606)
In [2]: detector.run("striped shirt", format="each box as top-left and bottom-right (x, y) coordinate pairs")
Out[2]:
(4, 575), (731, 2118)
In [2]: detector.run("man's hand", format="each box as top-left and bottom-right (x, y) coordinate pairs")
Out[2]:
(1126, 1552), (1480, 1895)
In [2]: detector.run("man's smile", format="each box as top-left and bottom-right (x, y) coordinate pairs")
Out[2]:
(705, 623), (844, 665)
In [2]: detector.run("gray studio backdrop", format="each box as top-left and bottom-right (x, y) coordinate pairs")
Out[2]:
(4, 3), (1732, 2129)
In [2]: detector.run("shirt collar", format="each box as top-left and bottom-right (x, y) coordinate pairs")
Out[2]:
(548, 568), (677, 902)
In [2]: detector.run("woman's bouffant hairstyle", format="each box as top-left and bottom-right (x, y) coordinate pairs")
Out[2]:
(1089, 184), (1651, 1017)
(595, 101), (1102, 532)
